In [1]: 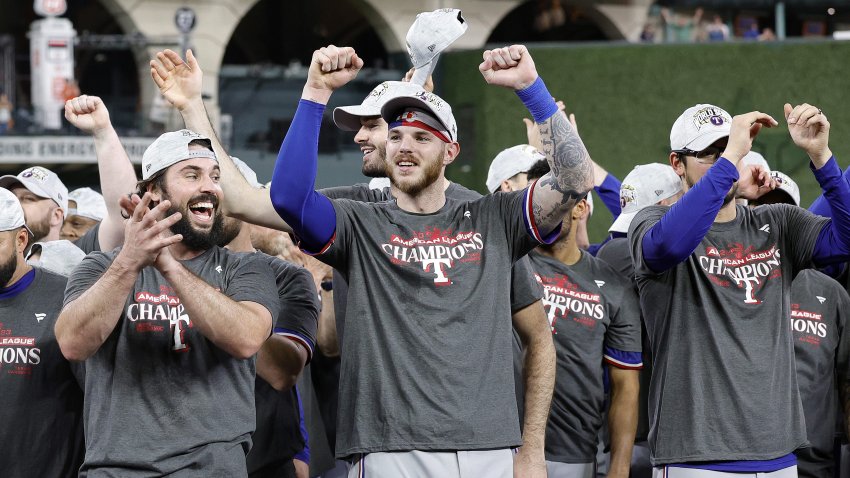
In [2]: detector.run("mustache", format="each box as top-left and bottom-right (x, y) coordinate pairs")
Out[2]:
(187, 194), (219, 208)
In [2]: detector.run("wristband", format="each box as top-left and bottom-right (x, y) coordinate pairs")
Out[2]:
(516, 77), (558, 123)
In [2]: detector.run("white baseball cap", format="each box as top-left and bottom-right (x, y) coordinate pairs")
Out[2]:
(0, 187), (31, 234)
(0, 166), (69, 215)
(369, 177), (391, 190)
(26, 240), (86, 277)
(230, 157), (262, 188)
(141, 129), (216, 180)
(769, 170), (800, 206)
(333, 81), (426, 132)
(609, 163), (683, 234)
(381, 90), (458, 142)
(68, 187), (107, 222)
(406, 9), (467, 70)
(741, 151), (770, 173)
(670, 104), (732, 152)
(486, 144), (545, 193)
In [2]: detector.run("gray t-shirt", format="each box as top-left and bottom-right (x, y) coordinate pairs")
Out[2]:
(63, 247), (280, 477)
(790, 269), (850, 478)
(0, 268), (84, 478)
(629, 203), (828, 465)
(322, 183), (542, 348)
(248, 254), (319, 476)
(529, 250), (642, 463)
(596, 237), (633, 285)
(318, 190), (542, 456)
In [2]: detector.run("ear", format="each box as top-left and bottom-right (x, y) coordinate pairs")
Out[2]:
(16, 228), (29, 255)
(670, 152), (686, 177)
(572, 198), (589, 221)
(147, 182), (163, 203)
(443, 142), (460, 166)
(500, 179), (514, 192)
(50, 207), (64, 228)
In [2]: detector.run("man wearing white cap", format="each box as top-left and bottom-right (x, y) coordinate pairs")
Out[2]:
(487, 144), (545, 194)
(55, 129), (281, 477)
(0, 187), (84, 478)
(629, 102), (850, 477)
(0, 166), (68, 243)
(61, 187), (107, 242)
(264, 41), (596, 477)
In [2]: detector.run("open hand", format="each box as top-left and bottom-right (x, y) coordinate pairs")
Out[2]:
(736, 163), (778, 200)
(150, 49), (203, 111)
(720, 111), (778, 164)
(115, 193), (183, 272)
(785, 103), (832, 167)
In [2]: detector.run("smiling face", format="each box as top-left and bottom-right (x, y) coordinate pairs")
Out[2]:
(149, 153), (225, 251)
(354, 116), (389, 178)
(10, 185), (59, 242)
(385, 125), (452, 195)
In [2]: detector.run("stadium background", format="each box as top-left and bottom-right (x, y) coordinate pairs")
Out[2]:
(0, 0), (847, 241)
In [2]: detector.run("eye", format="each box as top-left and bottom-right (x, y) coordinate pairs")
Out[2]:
(185, 173), (198, 180)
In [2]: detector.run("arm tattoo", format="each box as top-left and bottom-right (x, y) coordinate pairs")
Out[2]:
(533, 111), (594, 231)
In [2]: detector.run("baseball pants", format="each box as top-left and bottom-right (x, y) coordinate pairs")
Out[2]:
(652, 465), (798, 478)
(346, 449), (512, 478)
(546, 460), (595, 478)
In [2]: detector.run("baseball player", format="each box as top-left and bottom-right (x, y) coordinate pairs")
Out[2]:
(55, 130), (281, 477)
(629, 103), (850, 477)
(0, 188), (84, 478)
(61, 187), (107, 242)
(527, 193), (642, 478)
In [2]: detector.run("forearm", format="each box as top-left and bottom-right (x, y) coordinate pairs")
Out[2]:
(256, 336), (307, 390)
(519, 78), (594, 233)
(596, 173), (622, 217)
(607, 372), (639, 478)
(56, 259), (138, 361)
(316, 289), (339, 357)
(93, 126), (137, 250)
(811, 157), (850, 264)
(519, 323), (556, 453)
(179, 100), (289, 230)
(163, 265), (272, 359)
(642, 158), (738, 272)
(268, 99), (336, 251)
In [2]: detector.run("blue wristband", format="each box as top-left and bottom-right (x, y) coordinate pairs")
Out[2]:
(516, 77), (559, 123)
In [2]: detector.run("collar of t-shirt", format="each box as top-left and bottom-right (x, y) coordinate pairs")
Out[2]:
(0, 268), (36, 300)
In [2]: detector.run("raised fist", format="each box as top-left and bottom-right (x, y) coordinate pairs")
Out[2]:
(64, 95), (111, 135)
(305, 45), (363, 93)
(479, 45), (538, 91)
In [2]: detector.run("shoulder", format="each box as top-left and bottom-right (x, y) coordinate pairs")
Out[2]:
(35, 267), (69, 289)
(446, 182), (484, 201)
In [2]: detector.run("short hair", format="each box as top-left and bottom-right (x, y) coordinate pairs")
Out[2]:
(526, 159), (551, 182)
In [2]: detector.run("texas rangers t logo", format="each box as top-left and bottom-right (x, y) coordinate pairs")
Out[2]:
(381, 228), (484, 285)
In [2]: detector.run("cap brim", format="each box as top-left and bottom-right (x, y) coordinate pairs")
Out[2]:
(0, 175), (52, 201)
(332, 105), (381, 131)
(0, 175), (22, 190)
(381, 96), (449, 135)
(685, 130), (729, 152)
(608, 211), (638, 234)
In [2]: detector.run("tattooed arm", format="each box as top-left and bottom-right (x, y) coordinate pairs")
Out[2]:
(479, 45), (593, 236)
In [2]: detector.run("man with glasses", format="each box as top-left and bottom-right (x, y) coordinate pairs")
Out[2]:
(629, 103), (850, 477)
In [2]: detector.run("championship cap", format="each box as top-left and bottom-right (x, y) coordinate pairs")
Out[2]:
(0, 166), (69, 215)
(406, 9), (467, 70)
(670, 104), (732, 152)
(0, 187), (31, 234)
(486, 144), (545, 193)
(68, 187), (107, 222)
(609, 163), (682, 234)
(741, 151), (770, 173)
(769, 170), (800, 206)
(230, 157), (262, 188)
(381, 90), (458, 142)
(26, 240), (86, 277)
(141, 129), (216, 180)
(334, 81), (426, 132)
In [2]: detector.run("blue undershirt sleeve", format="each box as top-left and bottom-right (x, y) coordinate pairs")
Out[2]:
(809, 157), (850, 265)
(596, 173), (622, 218)
(641, 158), (739, 273)
(269, 99), (337, 252)
(808, 163), (850, 216)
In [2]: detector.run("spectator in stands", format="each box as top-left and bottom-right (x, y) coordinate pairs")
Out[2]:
(0, 92), (12, 135)
(640, 24), (656, 43)
(705, 15), (730, 42)
(743, 21), (761, 40)
(661, 7), (703, 43)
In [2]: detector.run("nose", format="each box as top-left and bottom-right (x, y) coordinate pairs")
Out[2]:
(397, 133), (415, 154)
(199, 171), (219, 195)
(354, 125), (369, 144)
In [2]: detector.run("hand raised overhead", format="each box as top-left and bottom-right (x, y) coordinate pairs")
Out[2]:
(150, 49), (203, 111)
(785, 103), (832, 167)
(479, 45), (538, 91)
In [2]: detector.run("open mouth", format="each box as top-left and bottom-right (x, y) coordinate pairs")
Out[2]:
(188, 200), (215, 222)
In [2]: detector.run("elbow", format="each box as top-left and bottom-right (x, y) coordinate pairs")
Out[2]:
(270, 372), (299, 392)
(232, 337), (266, 360)
(55, 330), (90, 362)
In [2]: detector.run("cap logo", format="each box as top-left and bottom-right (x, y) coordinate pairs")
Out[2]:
(620, 184), (637, 209)
(654, 189), (663, 196)
(146, 164), (152, 171)
(369, 82), (390, 99)
(428, 44), (436, 52)
(21, 167), (49, 182)
(691, 106), (729, 130)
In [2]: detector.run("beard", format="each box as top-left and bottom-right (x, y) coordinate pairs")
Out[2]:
(164, 193), (226, 251)
(0, 247), (17, 288)
(217, 216), (243, 248)
(362, 143), (388, 178)
(27, 214), (51, 243)
(390, 149), (444, 195)
(538, 214), (573, 251)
